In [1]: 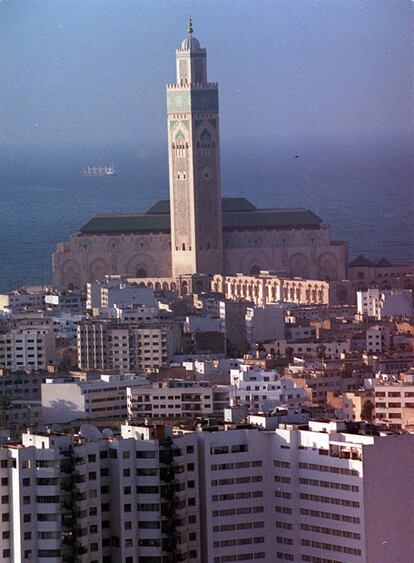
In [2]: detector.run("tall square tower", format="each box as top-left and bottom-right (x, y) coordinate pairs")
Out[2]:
(167, 20), (224, 277)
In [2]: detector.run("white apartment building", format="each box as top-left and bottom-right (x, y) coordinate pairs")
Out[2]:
(1, 421), (414, 562)
(127, 380), (215, 420)
(0, 329), (56, 372)
(183, 358), (242, 384)
(230, 364), (306, 411)
(187, 420), (414, 563)
(86, 279), (156, 310)
(41, 374), (148, 423)
(357, 288), (381, 318)
(0, 423), (200, 562)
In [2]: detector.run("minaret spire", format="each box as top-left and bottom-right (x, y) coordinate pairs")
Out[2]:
(166, 24), (223, 277)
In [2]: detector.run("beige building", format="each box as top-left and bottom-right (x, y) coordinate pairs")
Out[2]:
(53, 24), (347, 289)
(326, 391), (374, 422)
(127, 380), (214, 420)
(212, 272), (329, 306)
(374, 371), (414, 429)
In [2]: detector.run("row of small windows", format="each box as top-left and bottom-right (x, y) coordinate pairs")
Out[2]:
(175, 242), (212, 251)
(171, 141), (215, 149)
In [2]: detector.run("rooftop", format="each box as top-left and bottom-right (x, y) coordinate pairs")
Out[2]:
(80, 197), (322, 235)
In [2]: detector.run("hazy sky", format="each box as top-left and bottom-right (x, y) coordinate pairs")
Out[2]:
(1, 0), (413, 149)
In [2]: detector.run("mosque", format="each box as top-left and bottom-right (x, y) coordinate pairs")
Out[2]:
(53, 21), (347, 289)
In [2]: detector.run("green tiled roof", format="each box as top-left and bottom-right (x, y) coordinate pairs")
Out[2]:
(223, 209), (321, 229)
(222, 197), (256, 212)
(146, 197), (256, 215)
(81, 213), (170, 234)
(80, 198), (321, 235)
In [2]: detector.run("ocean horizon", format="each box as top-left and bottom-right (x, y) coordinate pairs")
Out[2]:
(1, 136), (413, 293)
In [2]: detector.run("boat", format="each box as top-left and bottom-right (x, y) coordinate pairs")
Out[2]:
(81, 165), (118, 177)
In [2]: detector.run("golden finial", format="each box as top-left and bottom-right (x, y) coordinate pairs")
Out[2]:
(188, 16), (193, 35)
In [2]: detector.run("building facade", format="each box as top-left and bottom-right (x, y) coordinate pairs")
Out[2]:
(77, 320), (181, 373)
(52, 24), (347, 288)
(2, 422), (414, 562)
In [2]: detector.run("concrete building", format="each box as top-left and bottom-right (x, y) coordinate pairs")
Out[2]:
(245, 304), (285, 345)
(264, 338), (351, 360)
(218, 299), (249, 353)
(53, 24), (347, 288)
(0, 423), (200, 562)
(77, 320), (181, 373)
(44, 288), (85, 314)
(86, 278), (157, 310)
(365, 326), (391, 354)
(284, 358), (365, 403)
(2, 420), (414, 561)
(127, 380), (215, 420)
(357, 288), (381, 318)
(374, 371), (414, 429)
(357, 288), (413, 319)
(0, 329), (56, 372)
(0, 287), (46, 313)
(230, 364), (306, 412)
(41, 373), (148, 423)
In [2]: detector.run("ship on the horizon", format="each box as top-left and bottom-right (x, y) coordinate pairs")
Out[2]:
(81, 164), (118, 177)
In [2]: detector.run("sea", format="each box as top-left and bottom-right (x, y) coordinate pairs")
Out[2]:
(0, 137), (413, 293)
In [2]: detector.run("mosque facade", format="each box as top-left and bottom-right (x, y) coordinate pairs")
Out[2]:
(53, 22), (347, 288)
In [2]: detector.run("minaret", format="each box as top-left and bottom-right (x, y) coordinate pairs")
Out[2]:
(167, 19), (223, 277)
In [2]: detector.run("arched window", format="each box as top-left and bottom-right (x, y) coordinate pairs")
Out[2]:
(250, 264), (260, 276)
(136, 268), (147, 278)
(182, 243), (186, 251)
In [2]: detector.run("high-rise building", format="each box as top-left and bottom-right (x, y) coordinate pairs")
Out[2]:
(167, 18), (223, 277)
(1, 421), (414, 562)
